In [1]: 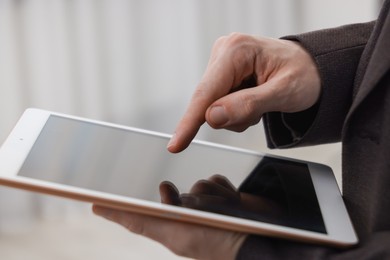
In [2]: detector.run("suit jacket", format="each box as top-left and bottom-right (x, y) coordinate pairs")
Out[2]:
(237, 0), (390, 258)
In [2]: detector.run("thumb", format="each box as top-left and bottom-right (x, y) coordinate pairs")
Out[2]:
(205, 85), (274, 132)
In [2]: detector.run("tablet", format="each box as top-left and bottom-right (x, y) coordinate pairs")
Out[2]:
(0, 108), (357, 247)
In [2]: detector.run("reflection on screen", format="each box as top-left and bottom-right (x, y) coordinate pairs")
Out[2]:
(19, 115), (326, 233)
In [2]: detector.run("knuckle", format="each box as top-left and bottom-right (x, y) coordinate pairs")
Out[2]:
(215, 32), (251, 52)
(190, 179), (211, 193)
(209, 174), (224, 181)
(224, 34), (256, 80)
(226, 32), (247, 44)
(189, 88), (209, 121)
(214, 35), (228, 46)
(192, 86), (208, 99)
(226, 33), (254, 50)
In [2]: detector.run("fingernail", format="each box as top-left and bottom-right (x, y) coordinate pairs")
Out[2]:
(167, 133), (177, 149)
(209, 106), (229, 126)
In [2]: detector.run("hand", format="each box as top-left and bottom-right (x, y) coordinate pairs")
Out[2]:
(163, 174), (241, 213)
(164, 175), (284, 220)
(167, 33), (321, 153)
(92, 177), (247, 260)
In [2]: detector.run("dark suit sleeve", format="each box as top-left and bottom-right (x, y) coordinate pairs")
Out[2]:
(263, 21), (375, 149)
(237, 22), (377, 259)
(237, 231), (390, 260)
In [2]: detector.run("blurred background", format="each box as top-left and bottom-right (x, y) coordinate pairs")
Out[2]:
(0, 0), (381, 259)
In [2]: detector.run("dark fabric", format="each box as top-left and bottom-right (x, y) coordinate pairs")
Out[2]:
(264, 20), (375, 148)
(237, 0), (390, 259)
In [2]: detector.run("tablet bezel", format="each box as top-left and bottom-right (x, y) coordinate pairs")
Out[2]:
(0, 108), (358, 247)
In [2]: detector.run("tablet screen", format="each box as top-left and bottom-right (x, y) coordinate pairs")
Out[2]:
(18, 115), (326, 233)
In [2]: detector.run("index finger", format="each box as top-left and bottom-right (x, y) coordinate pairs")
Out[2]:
(167, 39), (254, 153)
(166, 69), (234, 152)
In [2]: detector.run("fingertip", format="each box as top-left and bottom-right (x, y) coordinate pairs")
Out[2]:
(92, 204), (100, 213)
(167, 134), (178, 152)
(92, 204), (98, 214)
(92, 205), (107, 216)
(160, 181), (180, 205)
(160, 181), (180, 194)
(166, 129), (197, 153)
(167, 142), (186, 154)
(166, 135), (184, 153)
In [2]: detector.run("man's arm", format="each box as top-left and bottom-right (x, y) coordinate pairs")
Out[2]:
(264, 21), (375, 149)
(238, 21), (378, 259)
(237, 231), (390, 260)
(167, 34), (322, 153)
